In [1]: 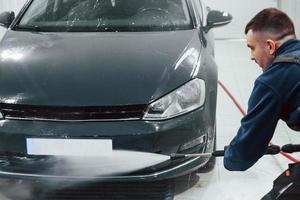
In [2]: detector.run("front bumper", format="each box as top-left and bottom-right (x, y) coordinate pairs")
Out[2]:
(0, 108), (215, 181)
(0, 155), (208, 182)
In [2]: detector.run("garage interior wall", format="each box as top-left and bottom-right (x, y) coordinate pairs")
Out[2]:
(203, 0), (278, 39)
(0, 0), (27, 39)
(278, 0), (300, 38)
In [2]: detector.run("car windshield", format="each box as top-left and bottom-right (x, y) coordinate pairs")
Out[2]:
(16, 0), (193, 32)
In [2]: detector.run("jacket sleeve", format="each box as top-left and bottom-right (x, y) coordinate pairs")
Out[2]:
(223, 80), (283, 171)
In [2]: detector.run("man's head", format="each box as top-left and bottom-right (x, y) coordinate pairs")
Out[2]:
(245, 8), (296, 71)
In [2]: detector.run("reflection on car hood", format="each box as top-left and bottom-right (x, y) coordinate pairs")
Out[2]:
(0, 30), (200, 106)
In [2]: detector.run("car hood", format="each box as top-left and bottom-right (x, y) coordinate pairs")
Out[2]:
(0, 30), (201, 106)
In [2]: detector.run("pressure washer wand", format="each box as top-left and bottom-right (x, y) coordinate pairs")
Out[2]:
(170, 144), (281, 159)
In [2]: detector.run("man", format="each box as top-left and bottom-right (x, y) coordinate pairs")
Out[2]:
(223, 8), (300, 199)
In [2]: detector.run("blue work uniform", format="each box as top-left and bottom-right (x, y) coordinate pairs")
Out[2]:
(224, 39), (300, 171)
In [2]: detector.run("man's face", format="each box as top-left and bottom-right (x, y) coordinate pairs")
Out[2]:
(246, 30), (275, 71)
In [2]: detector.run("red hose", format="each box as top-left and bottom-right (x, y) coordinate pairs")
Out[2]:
(218, 80), (299, 163)
(218, 80), (246, 116)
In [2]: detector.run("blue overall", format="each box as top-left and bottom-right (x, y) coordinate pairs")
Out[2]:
(224, 39), (300, 171)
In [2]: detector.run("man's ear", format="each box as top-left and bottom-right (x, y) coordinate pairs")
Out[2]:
(266, 39), (276, 55)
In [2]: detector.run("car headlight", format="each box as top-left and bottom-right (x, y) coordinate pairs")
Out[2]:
(143, 78), (205, 120)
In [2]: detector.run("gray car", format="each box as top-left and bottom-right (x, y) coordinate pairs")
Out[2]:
(0, 0), (232, 181)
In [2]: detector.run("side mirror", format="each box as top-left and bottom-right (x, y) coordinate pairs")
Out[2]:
(0, 11), (15, 28)
(204, 10), (232, 33)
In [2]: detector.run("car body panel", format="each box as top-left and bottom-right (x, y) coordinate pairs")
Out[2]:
(0, 30), (200, 106)
(0, 0), (227, 181)
(0, 108), (213, 181)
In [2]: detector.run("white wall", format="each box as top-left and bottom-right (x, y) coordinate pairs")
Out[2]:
(278, 0), (300, 38)
(203, 0), (278, 39)
(0, 0), (27, 39)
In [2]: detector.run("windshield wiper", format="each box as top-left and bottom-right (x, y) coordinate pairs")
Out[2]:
(13, 24), (44, 32)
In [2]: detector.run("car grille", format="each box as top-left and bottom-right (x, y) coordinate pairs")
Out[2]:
(0, 103), (147, 121)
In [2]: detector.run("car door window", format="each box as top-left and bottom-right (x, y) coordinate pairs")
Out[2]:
(191, 0), (205, 27)
(201, 0), (208, 27)
(19, 0), (48, 24)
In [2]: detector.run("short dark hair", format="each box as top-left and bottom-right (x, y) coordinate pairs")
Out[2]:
(245, 8), (295, 39)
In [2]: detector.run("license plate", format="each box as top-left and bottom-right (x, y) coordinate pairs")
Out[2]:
(26, 138), (113, 156)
